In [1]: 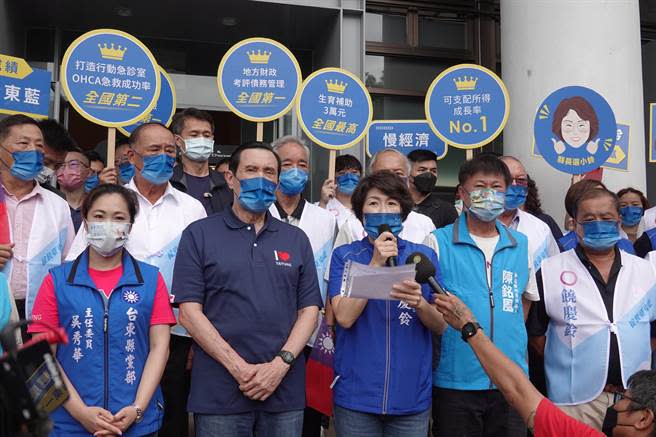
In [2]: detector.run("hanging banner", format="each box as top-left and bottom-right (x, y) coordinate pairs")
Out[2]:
(0, 54), (50, 119)
(60, 28), (161, 127)
(217, 37), (301, 122)
(534, 86), (616, 175)
(603, 123), (629, 172)
(296, 67), (372, 150)
(118, 67), (176, 136)
(366, 120), (447, 158)
(425, 63), (509, 150)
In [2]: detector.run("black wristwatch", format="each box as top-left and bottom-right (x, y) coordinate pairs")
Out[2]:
(277, 350), (295, 365)
(461, 322), (482, 342)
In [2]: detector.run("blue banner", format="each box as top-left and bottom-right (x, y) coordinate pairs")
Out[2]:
(218, 38), (301, 122)
(118, 68), (175, 136)
(534, 86), (616, 174)
(425, 64), (509, 149)
(0, 56), (50, 119)
(297, 67), (372, 150)
(602, 123), (629, 171)
(61, 29), (160, 127)
(366, 120), (447, 158)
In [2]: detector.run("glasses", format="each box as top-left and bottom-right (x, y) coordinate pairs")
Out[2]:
(511, 177), (528, 187)
(54, 160), (89, 174)
(612, 391), (646, 411)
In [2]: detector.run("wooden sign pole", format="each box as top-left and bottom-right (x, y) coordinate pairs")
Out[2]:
(466, 149), (473, 160)
(256, 122), (264, 142)
(328, 150), (336, 181)
(107, 127), (116, 168)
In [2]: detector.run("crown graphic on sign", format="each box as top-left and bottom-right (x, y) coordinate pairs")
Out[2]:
(247, 50), (271, 64)
(98, 43), (127, 61)
(325, 80), (347, 94)
(453, 76), (478, 91)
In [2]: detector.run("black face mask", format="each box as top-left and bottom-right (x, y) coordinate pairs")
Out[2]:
(602, 405), (636, 436)
(413, 172), (437, 194)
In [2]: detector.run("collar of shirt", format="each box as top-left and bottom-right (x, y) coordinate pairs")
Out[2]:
(2, 181), (42, 204)
(127, 178), (178, 207)
(274, 197), (305, 221)
(223, 206), (281, 234)
(574, 244), (622, 289)
(509, 209), (521, 230)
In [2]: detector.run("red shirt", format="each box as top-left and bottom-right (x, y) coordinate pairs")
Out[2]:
(29, 265), (176, 333)
(534, 398), (603, 437)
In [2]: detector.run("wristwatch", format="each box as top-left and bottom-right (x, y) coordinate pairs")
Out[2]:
(277, 350), (295, 365)
(132, 404), (144, 423)
(461, 322), (482, 343)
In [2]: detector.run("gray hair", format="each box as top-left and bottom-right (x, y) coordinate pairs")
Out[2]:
(627, 370), (656, 415)
(272, 135), (310, 159)
(369, 149), (411, 176)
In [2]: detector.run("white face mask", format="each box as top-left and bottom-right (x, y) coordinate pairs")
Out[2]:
(86, 221), (131, 257)
(36, 165), (55, 186)
(183, 137), (214, 162)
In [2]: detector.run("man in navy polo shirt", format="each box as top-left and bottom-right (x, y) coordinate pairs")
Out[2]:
(173, 141), (322, 437)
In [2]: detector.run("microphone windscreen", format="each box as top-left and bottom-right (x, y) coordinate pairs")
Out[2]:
(405, 252), (436, 283)
(378, 224), (392, 236)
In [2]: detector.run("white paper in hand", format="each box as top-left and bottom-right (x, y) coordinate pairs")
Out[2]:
(340, 260), (417, 300)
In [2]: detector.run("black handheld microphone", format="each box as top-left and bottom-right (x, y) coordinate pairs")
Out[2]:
(405, 252), (449, 295)
(378, 224), (397, 267)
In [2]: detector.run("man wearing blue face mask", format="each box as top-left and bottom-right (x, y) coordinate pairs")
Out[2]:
(0, 115), (75, 326)
(423, 154), (536, 437)
(528, 188), (656, 431)
(499, 156), (559, 283)
(172, 141), (321, 437)
(65, 122), (207, 437)
(269, 136), (336, 437)
(170, 108), (232, 215)
(317, 154), (362, 228)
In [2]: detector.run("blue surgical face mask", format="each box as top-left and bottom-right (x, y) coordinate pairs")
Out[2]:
(184, 137), (214, 162)
(364, 212), (403, 239)
(580, 220), (621, 251)
(278, 167), (308, 196)
(504, 184), (528, 210)
(336, 173), (360, 195)
(119, 162), (135, 183)
(466, 188), (506, 222)
(139, 153), (175, 185)
(620, 205), (643, 227)
(2, 149), (44, 181)
(238, 176), (277, 213)
(84, 173), (99, 193)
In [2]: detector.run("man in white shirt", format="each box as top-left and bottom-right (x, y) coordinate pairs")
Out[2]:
(66, 122), (206, 437)
(333, 149), (435, 248)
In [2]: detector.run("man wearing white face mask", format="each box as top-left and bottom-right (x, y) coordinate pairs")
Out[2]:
(170, 108), (232, 215)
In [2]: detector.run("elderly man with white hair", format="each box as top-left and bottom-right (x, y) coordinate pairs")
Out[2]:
(332, 149), (435, 249)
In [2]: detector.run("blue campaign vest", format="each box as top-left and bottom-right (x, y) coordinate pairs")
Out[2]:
(433, 214), (529, 390)
(49, 249), (164, 437)
(558, 231), (635, 255)
(331, 238), (436, 415)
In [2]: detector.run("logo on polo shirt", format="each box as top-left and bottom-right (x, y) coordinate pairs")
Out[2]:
(274, 250), (292, 267)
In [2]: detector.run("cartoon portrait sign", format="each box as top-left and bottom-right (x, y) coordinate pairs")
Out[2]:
(534, 86), (616, 174)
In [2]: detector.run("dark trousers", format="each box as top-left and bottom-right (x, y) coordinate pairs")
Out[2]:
(302, 346), (324, 437)
(432, 387), (526, 437)
(159, 335), (192, 437)
(14, 299), (29, 342)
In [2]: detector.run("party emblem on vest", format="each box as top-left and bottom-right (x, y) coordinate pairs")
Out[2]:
(560, 270), (577, 286)
(122, 289), (141, 304)
(274, 250), (292, 267)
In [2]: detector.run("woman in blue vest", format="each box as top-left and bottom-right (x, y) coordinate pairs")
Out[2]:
(328, 171), (446, 437)
(29, 183), (175, 437)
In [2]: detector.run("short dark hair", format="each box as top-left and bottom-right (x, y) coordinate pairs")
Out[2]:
(564, 179), (606, 218)
(84, 150), (105, 166)
(408, 150), (437, 163)
(81, 183), (139, 224)
(335, 154), (362, 174)
(128, 122), (170, 146)
(351, 171), (414, 223)
(626, 370), (656, 419)
(37, 119), (77, 151)
(67, 147), (90, 166)
(573, 188), (620, 219)
(617, 187), (649, 210)
(0, 114), (40, 143)
(229, 141), (281, 176)
(170, 108), (215, 136)
(458, 154), (512, 187)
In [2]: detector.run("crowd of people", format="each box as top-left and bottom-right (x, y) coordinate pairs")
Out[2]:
(0, 108), (654, 437)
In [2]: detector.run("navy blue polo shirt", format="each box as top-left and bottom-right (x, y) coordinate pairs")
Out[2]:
(171, 206), (322, 414)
